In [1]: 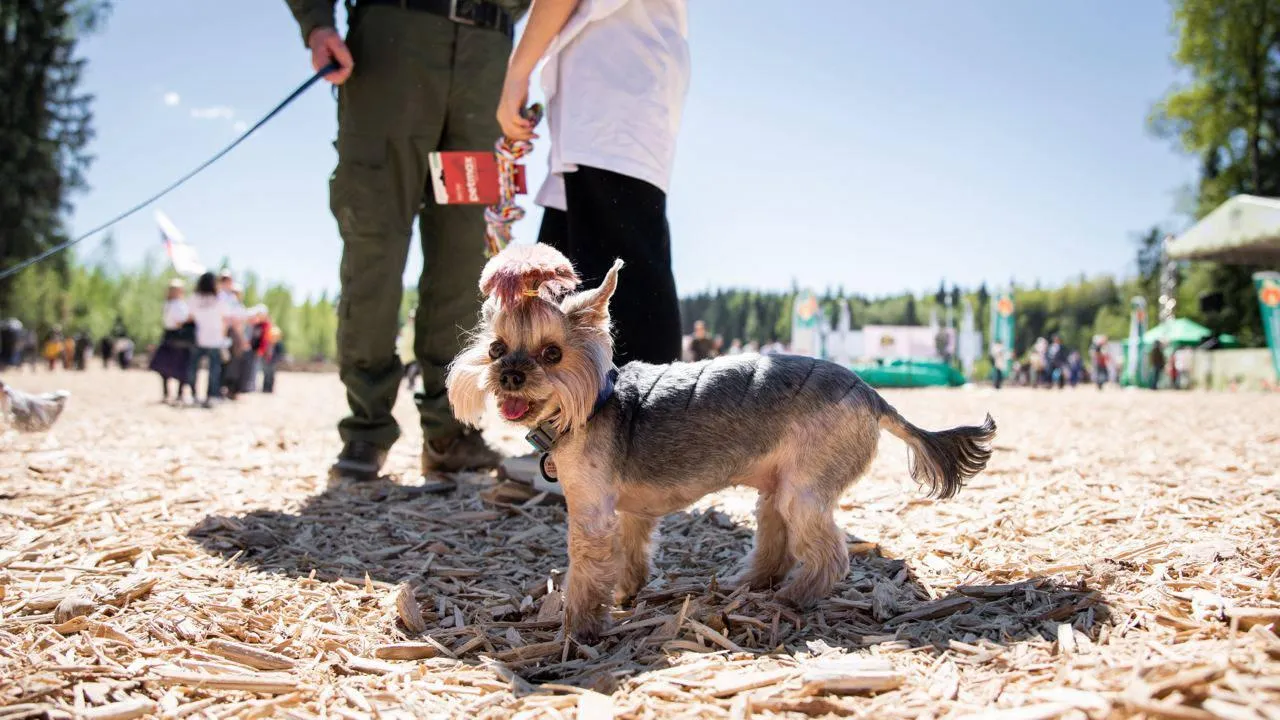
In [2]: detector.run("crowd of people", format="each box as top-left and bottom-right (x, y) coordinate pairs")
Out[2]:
(994, 334), (1183, 390)
(149, 269), (286, 407)
(0, 270), (288, 408)
(0, 318), (136, 374)
(683, 320), (787, 362)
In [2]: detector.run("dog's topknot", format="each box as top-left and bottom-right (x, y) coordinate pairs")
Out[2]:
(479, 243), (580, 306)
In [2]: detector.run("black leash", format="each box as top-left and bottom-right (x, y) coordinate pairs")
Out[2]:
(0, 61), (341, 281)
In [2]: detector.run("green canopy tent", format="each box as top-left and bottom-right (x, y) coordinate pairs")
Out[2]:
(1135, 317), (1214, 348)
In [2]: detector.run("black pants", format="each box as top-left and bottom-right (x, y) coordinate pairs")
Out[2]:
(537, 166), (682, 366)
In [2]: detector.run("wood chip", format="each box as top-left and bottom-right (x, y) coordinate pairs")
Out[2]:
(395, 583), (428, 634)
(205, 639), (297, 670)
(80, 698), (157, 720)
(884, 595), (973, 626)
(1226, 607), (1280, 630)
(53, 592), (95, 624)
(372, 642), (439, 661)
(800, 657), (903, 695)
(152, 666), (299, 694)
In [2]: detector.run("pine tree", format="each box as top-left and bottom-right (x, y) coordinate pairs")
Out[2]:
(0, 0), (111, 313)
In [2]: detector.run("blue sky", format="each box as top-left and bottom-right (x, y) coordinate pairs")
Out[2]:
(67, 0), (1198, 300)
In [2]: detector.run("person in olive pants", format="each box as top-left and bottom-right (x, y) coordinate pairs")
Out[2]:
(285, 0), (528, 481)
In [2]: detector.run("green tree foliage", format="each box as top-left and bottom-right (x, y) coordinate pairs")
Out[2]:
(0, 0), (111, 311)
(1148, 0), (1280, 345)
(679, 273), (1165, 366)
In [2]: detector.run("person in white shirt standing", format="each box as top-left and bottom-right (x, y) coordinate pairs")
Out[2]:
(497, 0), (689, 366)
(188, 272), (231, 409)
(149, 279), (195, 404)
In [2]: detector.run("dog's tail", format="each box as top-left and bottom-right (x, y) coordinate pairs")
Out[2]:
(878, 405), (995, 500)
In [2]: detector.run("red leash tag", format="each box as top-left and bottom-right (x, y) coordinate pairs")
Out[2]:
(428, 151), (527, 205)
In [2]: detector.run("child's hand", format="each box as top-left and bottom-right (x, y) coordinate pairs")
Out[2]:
(497, 72), (537, 141)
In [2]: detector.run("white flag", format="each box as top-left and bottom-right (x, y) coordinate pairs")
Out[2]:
(156, 211), (205, 276)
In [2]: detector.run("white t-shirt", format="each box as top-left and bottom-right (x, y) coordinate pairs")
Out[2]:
(534, 0), (690, 211)
(162, 299), (190, 330)
(189, 295), (230, 349)
(218, 290), (246, 325)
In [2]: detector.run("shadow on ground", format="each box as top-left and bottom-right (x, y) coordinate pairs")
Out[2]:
(188, 477), (1108, 690)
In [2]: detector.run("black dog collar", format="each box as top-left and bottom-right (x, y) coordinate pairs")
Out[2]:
(525, 367), (618, 481)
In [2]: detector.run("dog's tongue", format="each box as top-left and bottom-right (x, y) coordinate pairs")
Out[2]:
(500, 397), (530, 421)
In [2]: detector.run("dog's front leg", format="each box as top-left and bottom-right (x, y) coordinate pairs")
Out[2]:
(563, 483), (619, 645)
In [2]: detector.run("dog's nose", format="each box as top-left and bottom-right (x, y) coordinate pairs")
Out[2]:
(499, 368), (526, 391)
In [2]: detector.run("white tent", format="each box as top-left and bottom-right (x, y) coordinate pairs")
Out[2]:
(1165, 194), (1280, 264)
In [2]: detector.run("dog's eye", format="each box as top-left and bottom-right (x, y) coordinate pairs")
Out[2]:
(488, 340), (507, 360)
(540, 344), (562, 365)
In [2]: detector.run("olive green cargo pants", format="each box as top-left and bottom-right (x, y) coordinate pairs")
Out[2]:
(330, 6), (509, 449)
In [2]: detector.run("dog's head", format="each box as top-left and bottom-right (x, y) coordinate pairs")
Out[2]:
(447, 244), (622, 433)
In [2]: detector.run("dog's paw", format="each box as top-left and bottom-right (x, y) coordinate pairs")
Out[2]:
(565, 611), (608, 646)
(729, 570), (782, 592)
(613, 576), (648, 607)
(774, 582), (821, 609)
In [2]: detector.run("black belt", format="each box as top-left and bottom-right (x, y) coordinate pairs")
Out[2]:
(357, 0), (514, 36)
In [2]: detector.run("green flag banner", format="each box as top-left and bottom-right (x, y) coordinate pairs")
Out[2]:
(1124, 296), (1149, 386)
(1255, 271), (1280, 382)
(988, 290), (1015, 374)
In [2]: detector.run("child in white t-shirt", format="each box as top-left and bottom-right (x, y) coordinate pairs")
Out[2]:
(497, 0), (690, 365)
(187, 272), (230, 408)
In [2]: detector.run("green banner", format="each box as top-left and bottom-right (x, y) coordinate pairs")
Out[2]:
(1124, 296), (1149, 386)
(1256, 271), (1280, 382)
(988, 290), (1015, 374)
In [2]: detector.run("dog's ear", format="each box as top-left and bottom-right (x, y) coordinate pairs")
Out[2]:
(561, 259), (623, 324)
(480, 295), (499, 324)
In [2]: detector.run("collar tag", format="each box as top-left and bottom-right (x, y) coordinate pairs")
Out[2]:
(526, 422), (557, 453)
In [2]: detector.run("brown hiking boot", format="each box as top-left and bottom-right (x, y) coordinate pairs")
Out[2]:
(422, 429), (502, 475)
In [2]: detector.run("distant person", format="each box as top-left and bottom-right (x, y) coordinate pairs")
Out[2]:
(216, 275), (249, 399)
(1067, 350), (1083, 387)
(262, 326), (285, 394)
(989, 342), (1007, 389)
(1148, 340), (1166, 390)
(149, 279), (195, 404)
(1029, 339), (1047, 388)
(73, 331), (90, 371)
(98, 335), (112, 369)
(188, 272), (231, 408)
(43, 327), (64, 371)
(246, 305), (272, 393)
(727, 339), (743, 355)
(0, 319), (17, 369)
(689, 321), (716, 361)
(1091, 335), (1110, 390)
(113, 335), (134, 370)
(61, 334), (75, 369)
(1046, 335), (1066, 389)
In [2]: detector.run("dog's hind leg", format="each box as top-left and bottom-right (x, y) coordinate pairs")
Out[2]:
(733, 492), (794, 590)
(614, 512), (658, 605)
(774, 486), (848, 608)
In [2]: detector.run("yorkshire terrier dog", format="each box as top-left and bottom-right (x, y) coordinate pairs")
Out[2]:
(447, 244), (996, 643)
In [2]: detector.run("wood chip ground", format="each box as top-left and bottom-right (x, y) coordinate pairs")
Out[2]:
(2, 369), (1277, 719)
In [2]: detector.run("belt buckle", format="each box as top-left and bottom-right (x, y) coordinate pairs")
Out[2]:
(448, 0), (478, 25)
